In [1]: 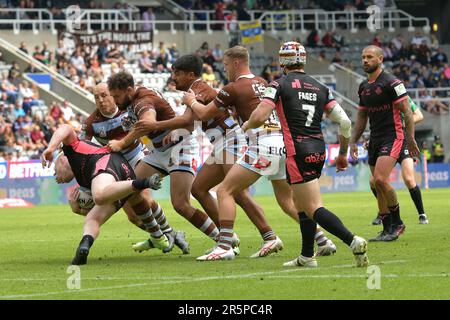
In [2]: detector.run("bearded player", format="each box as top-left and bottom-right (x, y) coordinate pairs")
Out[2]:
(350, 45), (420, 242)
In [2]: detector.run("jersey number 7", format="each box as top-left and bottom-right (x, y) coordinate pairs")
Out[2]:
(302, 104), (315, 127)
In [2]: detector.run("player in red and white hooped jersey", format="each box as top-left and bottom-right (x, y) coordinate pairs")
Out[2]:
(77, 83), (187, 254)
(243, 41), (369, 268)
(107, 72), (219, 252)
(350, 45), (420, 242)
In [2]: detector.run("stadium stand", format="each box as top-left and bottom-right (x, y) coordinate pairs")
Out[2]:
(0, 0), (448, 161)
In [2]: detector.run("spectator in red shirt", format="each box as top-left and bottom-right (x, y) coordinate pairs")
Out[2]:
(49, 102), (62, 121)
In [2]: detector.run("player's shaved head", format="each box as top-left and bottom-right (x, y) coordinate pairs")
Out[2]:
(93, 82), (117, 116)
(363, 45), (383, 58)
(362, 45), (384, 75)
(93, 82), (108, 95)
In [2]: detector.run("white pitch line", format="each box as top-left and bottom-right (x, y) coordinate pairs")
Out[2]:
(0, 260), (441, 299)
(0, 269), (303, 299)
(0, 260), (411, 283)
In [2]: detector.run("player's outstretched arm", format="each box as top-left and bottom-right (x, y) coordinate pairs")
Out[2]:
(349, 108), (368, 161)
(41, 124), (77, 168)
(183, 89), (221, 121)
(136, 107), (195, 132)
(413, 107), (424, 124)
(326, 103), (351, 171)
(109, 110), (156, 152)
(395, 98), (420, 158)
(241, 101), (273, 132)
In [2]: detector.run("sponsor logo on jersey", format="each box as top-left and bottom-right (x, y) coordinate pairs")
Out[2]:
(304, 153), (326, 164)
(219, 89), (230, 97)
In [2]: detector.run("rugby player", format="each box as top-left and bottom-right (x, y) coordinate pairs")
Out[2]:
(243, 41), (368, 268)
(80, 83), (189, 253)
(350, 45), (420, 242)
(133, 54), (336, 256)
(183, 46), (336, 261)
(369, 97), (429, 225)
(106, 72), (219, 252)
(42, 124), (168, 265)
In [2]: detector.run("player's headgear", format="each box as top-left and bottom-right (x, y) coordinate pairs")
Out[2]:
(278, 41), (306, 67)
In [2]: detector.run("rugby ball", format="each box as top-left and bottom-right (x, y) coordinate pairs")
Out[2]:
(77, 187), (95, 209)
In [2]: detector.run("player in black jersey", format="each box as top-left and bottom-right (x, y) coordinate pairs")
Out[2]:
(350, 45), (420, 242)
(243, 41), (368, 268)
(41, 124), (168, 265)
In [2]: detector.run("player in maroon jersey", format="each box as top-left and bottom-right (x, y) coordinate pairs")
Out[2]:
(243, 42), (368, 268)
(79, 83), (187, 254)
(350, 45), (420, 242)
(107, 72), (219, 252)
(42, 124), (168, 265)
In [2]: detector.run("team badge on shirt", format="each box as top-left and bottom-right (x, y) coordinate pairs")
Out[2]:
(394, 83), (406, 97)
(264, 87), (277, 99)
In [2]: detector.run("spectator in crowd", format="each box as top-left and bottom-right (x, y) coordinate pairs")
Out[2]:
(19, 41), (29, 55)
(432, 135), (445, 163)
(202, 64), (218, 88)
(261, 58), (281, 83)
(225, 10), (239, 47)
(142, 7), (155, 31)
(55, 39), (68, 61)
(372, 34), (382, 47)
(421, 141), (432, 163)
(307, 29), (320, 48)
(139, 50), (155, 73)
(70, 48), (86, 76)
(49, 101), (62, 121)
(431, 47), (448, 67)
(331, 51), (343, 64)
(1, 74), (19, 102)
(155, 48), (170, 72)
(18, 80), (38, 114)
(32, 45), (45, 63)
(60, 100), (74, 122)
(96, 39), (110, 64)
(321, 31), (335, 48)
(212, 43), (223, 63)
(169, 43), (180, 63)
(213, 1), (225, 30)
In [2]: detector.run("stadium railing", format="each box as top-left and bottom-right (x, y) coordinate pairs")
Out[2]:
(0, 8), (430, 34)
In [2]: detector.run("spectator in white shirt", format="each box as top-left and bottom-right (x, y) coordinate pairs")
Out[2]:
(60, 100), (74, 122)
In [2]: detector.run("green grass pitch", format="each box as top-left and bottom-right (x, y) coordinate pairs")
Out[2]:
(0, 189), (449, 300)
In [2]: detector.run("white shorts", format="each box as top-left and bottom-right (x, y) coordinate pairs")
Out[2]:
(141, 135), (198, 176)
(124, 145), (149, 169)
(237, 131), (286, 180)
(207, 126), (247, 165)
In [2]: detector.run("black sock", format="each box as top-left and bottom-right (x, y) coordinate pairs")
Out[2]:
(389, 203), (402, 226)
(80, 235), (94, 248)
(409, 186), (425, 215)
(380, 213), (393, 233)
(298, 212), (316, 258)
(370, 187), (378, 199)
(313, 207), (354, 246)
(132, 178), (150, 191)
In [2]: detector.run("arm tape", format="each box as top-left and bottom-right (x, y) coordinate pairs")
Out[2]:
(327, 103), (351, 139)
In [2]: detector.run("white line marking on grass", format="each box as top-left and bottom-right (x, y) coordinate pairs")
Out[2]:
(1, 260), (443, 299)
(331, 260), (408, 269)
